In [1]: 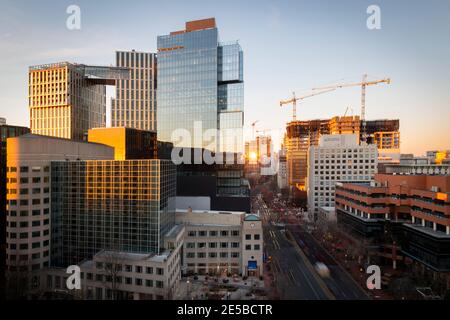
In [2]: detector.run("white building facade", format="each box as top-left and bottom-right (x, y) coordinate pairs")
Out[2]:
(307, 134), (378, 218)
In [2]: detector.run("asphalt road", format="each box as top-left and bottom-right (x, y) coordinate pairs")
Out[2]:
(257, 197), (331, 300)
(256, 195), (370, 300)
(288, 224), (370, 300)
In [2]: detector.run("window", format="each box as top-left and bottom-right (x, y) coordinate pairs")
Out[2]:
(245, 245), (251, 250)
(221, 230), (229, 236)
(231, 230), (239, 236)
(254, 244), (261, 250)
(135, 278), (143, 286)
(146, 279), (153, 287)
(146, 267), (153, 274)
(135, 266), (142, 273)
(125, 265), (132, 272)
(245, 234), (251, 240)
(156, 268), (164, 275)
(125, 277), (132, 285)
(254, 234), (260, 240)
(209, 230), (218, 237)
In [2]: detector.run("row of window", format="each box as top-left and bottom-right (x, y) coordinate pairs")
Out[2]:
(187, 230), (240, 237)
(7, 166), (49, 173)
(186, 252), (241, 259)
(95, 262), (164, 275)
(186, 242), (240, 249)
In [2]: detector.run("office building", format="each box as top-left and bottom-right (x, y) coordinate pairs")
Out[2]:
(50, 159), (177, 267)
(5, 134), (113, 275)
(284, 117), (400, 202)
(29, 62), (129, 141)
(335, 174), (450, 272)
(307, 134), (378, 218)
(277, 148), (288, 191)
(41, 224), (184, 300)
(427, 150), (450, 165)
(157, 18), (249, 211)
(111, 51), (157, 131)
(175, 209), (263, 277)
(285, 119), (330, 203)
(157, 18), (244, 154)
(380, 154), (450, 175)
(88, 127), (157, 160)
(0, 121), (30, 294)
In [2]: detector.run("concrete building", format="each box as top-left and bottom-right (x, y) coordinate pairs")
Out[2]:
(41, 224), (183, 300)
(29, 62), (128, 141)
(307, 134), (378, 218)
(284, 117), (400, 203)
(50, 159), (177, 267)
(0, 121), (30, 294)
(5, 134), (113, 274)
(335, 174), (450, 272)
(277, 148), (288, 191)
(111, 51), (157, 131)
(175, 209), (263, 277)
(88, 127), (157, 160)
(427, 150), (450, 165)
(380, 154), (450, 175)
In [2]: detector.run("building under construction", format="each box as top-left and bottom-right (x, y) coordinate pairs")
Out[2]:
(284, 117), (400, 204)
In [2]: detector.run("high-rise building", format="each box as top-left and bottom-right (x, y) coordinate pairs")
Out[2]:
(157, 18), (244, 154)
(157, 18), (249, 212)
(307, 134), (378, 218)
(277, 148), (288, 192)
(88, 127), (157, 160)
(284, 117), (400, 202)
(5, 134), (113, 274)
(285, 119), (330, 202)
(0, 121), (29, 294)
(29, 62), (129, 141)
(50, 159), (176, 267)
(111, 51), (157, 131)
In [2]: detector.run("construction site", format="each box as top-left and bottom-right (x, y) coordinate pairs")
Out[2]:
(279, 75), (400, 205)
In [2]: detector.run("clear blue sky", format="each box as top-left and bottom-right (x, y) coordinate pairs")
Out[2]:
(1, 0), (449, 155)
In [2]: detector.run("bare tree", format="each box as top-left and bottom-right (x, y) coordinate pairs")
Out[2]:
(101, 250), (125, 300)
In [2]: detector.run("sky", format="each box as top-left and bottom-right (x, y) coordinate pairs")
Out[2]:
(0, 0), (449, 156)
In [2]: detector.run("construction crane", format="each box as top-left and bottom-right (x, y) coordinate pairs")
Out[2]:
(312, 74), (390, 121)
(312, 74), (391, 142)
(251, 120), (259, 139)
(280, 88), (336, 121)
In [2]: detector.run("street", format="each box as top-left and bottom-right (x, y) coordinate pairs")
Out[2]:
(256, 196), (331, 299)
(255, 194), (370, 300)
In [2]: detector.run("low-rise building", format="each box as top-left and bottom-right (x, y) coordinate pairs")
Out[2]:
(335, 174), (450, 272)
(175, 209), (263, 277)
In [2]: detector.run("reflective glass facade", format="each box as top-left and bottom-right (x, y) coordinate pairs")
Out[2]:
(157, 25), (244, 155)
(51, 160), (176, 267)
(157, 19), (247, 198)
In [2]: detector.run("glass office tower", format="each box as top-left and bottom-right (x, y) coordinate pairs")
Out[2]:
(157, 18), (244, 155)
(157, 18), (248, 204)
(51, 160), (176, 267)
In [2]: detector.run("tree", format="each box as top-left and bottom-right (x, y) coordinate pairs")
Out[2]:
(101, 250), (125, 300)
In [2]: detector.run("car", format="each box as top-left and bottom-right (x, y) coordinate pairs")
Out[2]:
(315, 262), (330, 278)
